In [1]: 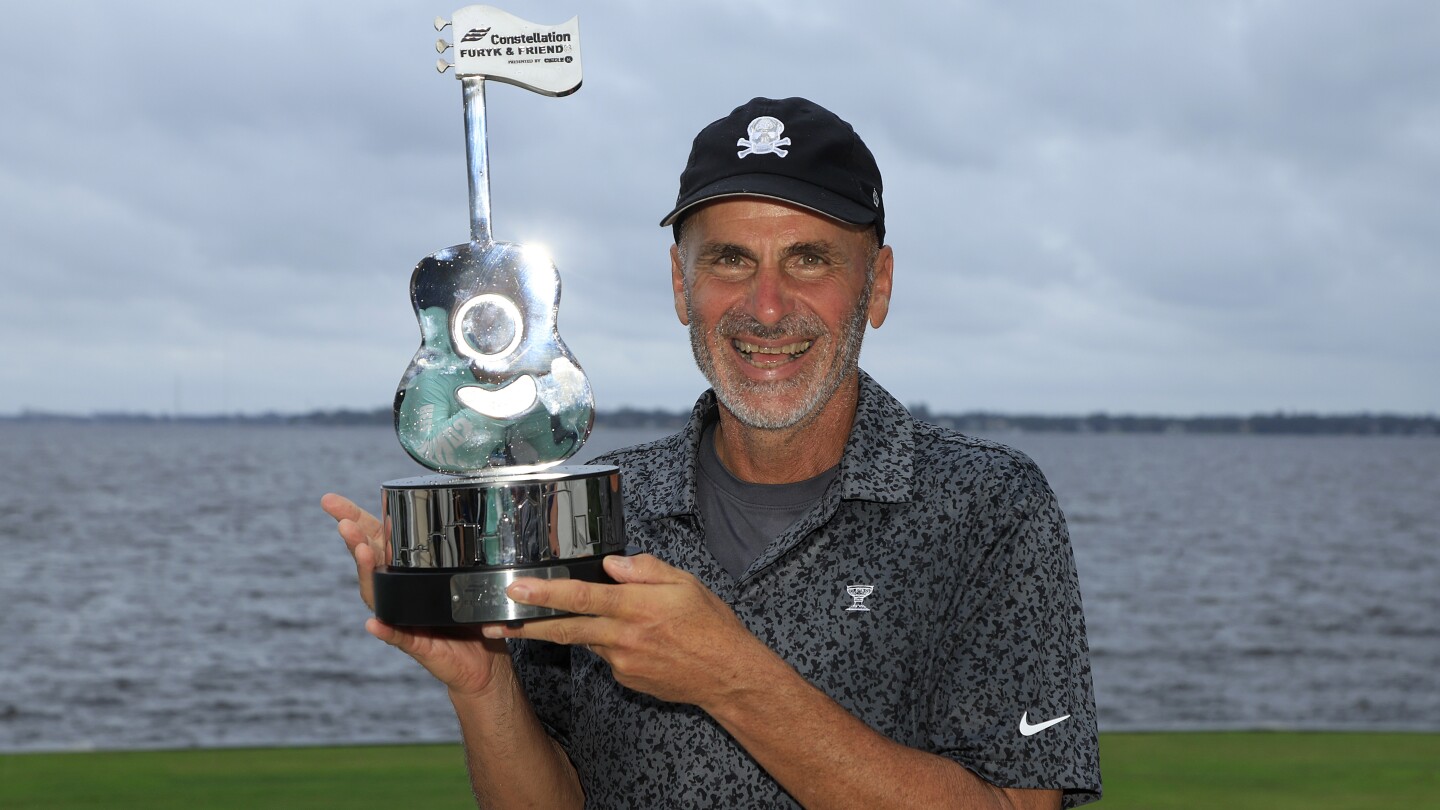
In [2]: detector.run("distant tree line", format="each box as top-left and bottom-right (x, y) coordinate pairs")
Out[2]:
(907, 405), (1439, 436)
(4, 406), (1436, 435)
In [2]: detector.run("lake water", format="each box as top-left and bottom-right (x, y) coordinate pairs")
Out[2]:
(0, 422), (1435, 752)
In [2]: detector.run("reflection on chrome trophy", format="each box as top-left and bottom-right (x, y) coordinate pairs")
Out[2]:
(373, 5), (625, 626)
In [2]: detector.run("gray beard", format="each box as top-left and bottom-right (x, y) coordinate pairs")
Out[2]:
(687, 275), (873, 431)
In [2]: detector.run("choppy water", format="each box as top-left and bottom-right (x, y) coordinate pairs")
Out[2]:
(0, 423), (1435, 752)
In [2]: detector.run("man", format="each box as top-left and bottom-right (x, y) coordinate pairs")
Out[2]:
(324, 96), (1101, 808)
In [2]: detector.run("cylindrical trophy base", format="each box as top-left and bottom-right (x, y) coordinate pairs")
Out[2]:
(373, 553), (621, 626)
(377, 465), (626, 626)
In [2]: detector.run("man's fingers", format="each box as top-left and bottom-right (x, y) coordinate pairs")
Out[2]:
(365, 616), (401, 645)
(354, 542), (377, 608)
(604, 553), (690, 586)
(366, 617), (449, 658)
(321, 493), (384, 543)
(323, 493), (389, 610)
(321, 492), (363, 523)
(484, 614), (610, 649)
(508, 577), (626, 619)
(335, 518), (370, 554)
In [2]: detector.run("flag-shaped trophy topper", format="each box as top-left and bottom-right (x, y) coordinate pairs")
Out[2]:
(436, 5), (581, 96)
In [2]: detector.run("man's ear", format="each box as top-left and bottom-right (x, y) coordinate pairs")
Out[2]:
(867, 245), (894, 329)
(670, 244), (690, 326)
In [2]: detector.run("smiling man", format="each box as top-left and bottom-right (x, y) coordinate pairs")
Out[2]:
(325, 97), (1100, 808)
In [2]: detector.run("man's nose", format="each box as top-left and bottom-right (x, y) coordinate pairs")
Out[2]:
(746, 263), (793, 327)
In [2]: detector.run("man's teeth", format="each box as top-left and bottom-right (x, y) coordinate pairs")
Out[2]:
(733, 339), (812, 357)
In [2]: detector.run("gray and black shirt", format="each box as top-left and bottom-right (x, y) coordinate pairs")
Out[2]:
(511, 371), (1102, 807)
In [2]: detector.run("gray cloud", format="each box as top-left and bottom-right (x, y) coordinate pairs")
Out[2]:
(1, 0), (1435, 415)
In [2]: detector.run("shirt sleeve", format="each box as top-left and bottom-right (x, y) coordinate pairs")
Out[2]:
(924, 452), (1102, 808)
(508, 638), (573, 751)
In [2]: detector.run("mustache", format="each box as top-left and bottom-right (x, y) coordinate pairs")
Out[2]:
(714, 310), (827, 341)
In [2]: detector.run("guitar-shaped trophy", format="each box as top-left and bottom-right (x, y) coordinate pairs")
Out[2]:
(373, 5), (626, 626)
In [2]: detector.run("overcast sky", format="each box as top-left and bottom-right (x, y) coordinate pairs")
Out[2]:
(2, 0), (1436, 416)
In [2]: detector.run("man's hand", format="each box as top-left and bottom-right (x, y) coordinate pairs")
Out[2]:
(483, 553), (783, 710)
(320, 493), (509, 699)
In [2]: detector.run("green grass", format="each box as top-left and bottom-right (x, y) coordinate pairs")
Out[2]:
(0, 744), (476, 810)
(0, 733), (1435, 808)
(1097, 732), (1439, 809)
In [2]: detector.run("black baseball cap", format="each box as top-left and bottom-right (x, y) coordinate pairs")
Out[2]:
(660, 97), (885, 244)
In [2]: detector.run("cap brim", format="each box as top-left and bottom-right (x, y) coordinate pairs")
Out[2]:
(659, 173), (877, 229)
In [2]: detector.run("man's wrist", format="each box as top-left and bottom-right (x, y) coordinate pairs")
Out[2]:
(447, 651), (518, 707)
(697, 640), (799, 724)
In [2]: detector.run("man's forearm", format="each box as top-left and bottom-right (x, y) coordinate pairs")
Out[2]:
(702, 649), (1058, 810)
(449, 658), (584, 809)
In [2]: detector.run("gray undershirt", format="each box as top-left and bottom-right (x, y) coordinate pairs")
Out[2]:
(695, 422), (839, 580)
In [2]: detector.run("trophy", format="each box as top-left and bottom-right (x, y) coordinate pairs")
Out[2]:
(372, 6), (625, 626)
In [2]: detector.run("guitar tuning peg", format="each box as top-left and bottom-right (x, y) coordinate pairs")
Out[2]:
(436, 38), (452, 54)
(434, 16), (450, 32)
(436, 59), (453, 74)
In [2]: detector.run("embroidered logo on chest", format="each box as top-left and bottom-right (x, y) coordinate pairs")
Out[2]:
(844, 584), (874, 611)
(737, 116), (791, 158)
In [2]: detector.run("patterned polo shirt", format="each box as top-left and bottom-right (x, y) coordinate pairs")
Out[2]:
(511, 371), (1102, 807)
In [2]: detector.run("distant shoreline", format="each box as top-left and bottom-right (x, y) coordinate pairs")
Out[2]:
(2, 407), (1436, 435)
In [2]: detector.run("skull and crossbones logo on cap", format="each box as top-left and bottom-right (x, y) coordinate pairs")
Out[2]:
(736, 116), (791, 158)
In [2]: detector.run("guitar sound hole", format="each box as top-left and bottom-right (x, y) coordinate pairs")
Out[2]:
(459, 296), (521, 358)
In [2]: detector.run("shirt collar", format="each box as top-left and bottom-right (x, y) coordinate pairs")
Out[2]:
(839, 370), (915, 504)
(632, 390), (713, 519)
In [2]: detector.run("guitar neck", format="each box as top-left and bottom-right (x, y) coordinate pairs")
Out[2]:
(461, 75), (493, 244)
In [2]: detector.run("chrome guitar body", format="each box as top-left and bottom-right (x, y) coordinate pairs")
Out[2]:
(395, 238), (593, 474)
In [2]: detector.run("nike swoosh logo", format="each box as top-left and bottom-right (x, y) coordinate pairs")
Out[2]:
(1018, 711), (1071, 736)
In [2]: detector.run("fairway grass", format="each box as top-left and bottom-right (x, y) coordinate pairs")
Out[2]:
(0, 732), (1434, 808)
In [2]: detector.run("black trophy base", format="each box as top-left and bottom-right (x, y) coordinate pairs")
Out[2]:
(372, 553), (621, 627)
